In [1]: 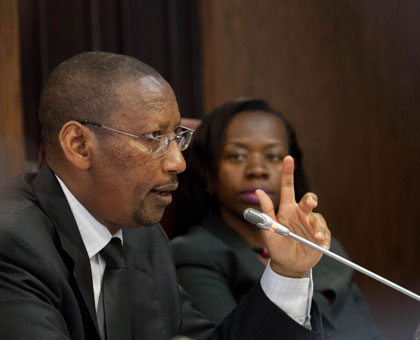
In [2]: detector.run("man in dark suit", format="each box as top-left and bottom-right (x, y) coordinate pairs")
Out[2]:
(0, 51), (331, 339)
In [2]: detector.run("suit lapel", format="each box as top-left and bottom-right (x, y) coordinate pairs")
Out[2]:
(122, 227), (168, 340)
(32, 165), (101, 338)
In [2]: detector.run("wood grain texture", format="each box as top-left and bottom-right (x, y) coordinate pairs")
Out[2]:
(201, 1), (420, 339)
(0, 0), (25, 185)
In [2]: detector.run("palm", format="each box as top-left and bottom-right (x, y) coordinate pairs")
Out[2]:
(256, 156), (330, 278)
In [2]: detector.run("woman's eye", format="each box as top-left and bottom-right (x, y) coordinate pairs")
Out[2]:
(266, 153), (282, 162)
(226, 153), (246, 161)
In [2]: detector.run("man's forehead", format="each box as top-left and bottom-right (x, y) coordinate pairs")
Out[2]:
(137, 75), (166, 92)
(111, 76), (180, 130)
(115, 75), (174, 103)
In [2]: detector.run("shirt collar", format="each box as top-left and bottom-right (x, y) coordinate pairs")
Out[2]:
(55, 175), (123, 259)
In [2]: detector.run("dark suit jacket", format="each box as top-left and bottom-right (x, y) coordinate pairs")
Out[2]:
(172, 215), (385, 340)
(0, 166), (324, 340)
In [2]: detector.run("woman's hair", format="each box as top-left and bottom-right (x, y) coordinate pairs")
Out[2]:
(172, 98), (309, 235)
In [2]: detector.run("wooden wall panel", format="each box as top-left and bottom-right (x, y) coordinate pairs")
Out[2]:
(0, 0), (25, 185)
(201, 1), (420, 339)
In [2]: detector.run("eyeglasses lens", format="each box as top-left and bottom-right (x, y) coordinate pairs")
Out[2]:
(151, 129), (192, 155)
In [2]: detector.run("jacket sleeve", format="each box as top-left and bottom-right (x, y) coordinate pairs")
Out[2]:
(0, 259), (72, 340)
(175, 249), (238, 324)
(173, 238), (324, 340)
(177, 282), (324, 340)
(0, 220), (73, 340)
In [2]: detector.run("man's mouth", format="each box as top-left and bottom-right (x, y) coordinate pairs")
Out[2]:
(151, 189), (172, 196)
(150, 182), (178, 205)
(152, 182), (178, 193)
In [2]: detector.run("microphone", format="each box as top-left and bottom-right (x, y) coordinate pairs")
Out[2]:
(243, 207), (420, 302)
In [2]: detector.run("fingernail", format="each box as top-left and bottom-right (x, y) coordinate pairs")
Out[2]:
(308, 195), (317, 203)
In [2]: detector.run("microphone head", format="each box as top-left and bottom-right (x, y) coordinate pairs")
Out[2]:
(244, 208), (290, 235)
(243, 208), (269, 225)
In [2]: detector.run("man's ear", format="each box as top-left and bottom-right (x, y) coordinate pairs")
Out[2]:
(58, 121), (93, 170)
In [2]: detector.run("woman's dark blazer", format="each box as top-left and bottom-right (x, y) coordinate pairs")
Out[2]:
(172, 215), (385, 340)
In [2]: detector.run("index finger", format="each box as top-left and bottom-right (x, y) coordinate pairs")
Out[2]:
(280, 155), (296, 205)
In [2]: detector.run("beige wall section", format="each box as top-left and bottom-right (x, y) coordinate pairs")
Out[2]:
(202, 1), (420, 339)
(0, 0), (25, 185)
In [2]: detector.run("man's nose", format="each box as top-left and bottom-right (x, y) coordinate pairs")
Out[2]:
(162, 140), (186, 174)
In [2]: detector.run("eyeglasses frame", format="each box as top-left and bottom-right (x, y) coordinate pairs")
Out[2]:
(77, 120), (194, 155)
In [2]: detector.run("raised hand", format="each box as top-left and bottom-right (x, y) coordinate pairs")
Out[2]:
(255, 155), (331, 278)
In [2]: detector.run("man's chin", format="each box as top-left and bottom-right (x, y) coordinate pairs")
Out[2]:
(133, 206), (166, 227)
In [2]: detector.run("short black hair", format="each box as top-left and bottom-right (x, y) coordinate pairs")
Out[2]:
(173, 98), (310, 234)
(39, 51), (161, 162)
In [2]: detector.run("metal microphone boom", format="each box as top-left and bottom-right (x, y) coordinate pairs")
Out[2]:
(243, 207), (420, 302)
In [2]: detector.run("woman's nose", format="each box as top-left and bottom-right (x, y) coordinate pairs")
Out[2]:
(244, 154), (269, 178)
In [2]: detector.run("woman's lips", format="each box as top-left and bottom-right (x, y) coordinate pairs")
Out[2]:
(240, 188), (273, 205)
(241, 192), (261, 204)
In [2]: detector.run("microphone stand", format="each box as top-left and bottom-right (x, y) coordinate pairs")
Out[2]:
(243, 208), (420, 302)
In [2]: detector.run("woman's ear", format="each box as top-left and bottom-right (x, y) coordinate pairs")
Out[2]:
(58, 121), (93, 170)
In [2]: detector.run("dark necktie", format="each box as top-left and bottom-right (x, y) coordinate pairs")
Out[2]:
(100, 238), (132, 340)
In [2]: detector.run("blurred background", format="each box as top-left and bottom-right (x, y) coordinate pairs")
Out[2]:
(1, 1), (419, 338)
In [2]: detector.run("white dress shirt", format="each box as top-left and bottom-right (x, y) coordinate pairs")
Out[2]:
(56, 176), (313, 336)
(261, 261), (313, 328)
(57, 176), (122, 340)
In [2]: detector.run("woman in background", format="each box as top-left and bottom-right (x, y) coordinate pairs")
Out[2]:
(171, 98), (383, 339)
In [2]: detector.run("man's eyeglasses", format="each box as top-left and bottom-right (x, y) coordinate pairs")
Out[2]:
(78, 120), (194, 156)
